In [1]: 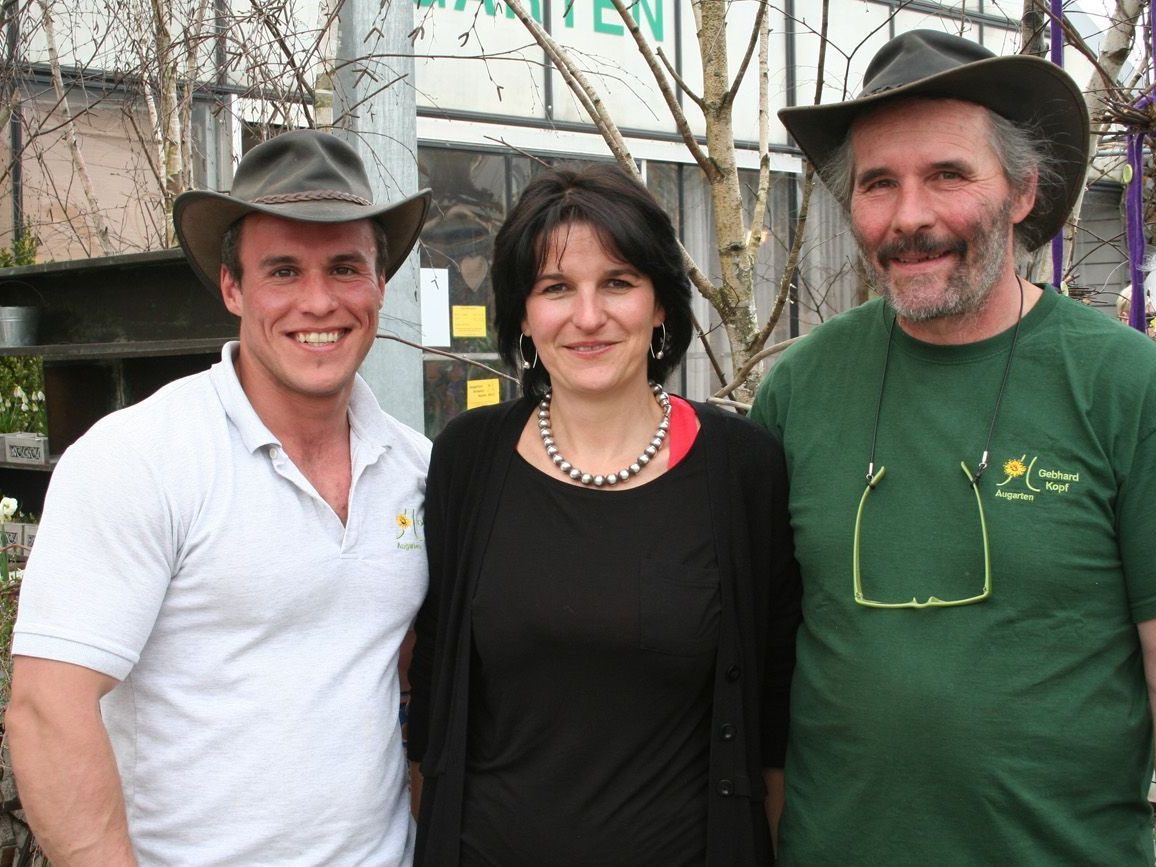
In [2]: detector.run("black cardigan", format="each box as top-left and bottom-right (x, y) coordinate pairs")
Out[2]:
(407, 398), (800, 866)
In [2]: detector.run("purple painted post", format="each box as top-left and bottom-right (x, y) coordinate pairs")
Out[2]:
(1050, 0), (1065, 287)
(1126, 134), (1148, 331)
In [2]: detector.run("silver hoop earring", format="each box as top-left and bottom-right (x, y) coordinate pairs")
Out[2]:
(518, 334), (538, 370)
(650, 322), (668, 361)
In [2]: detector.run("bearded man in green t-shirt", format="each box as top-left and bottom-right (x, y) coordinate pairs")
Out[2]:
(751, 29), (1156, 865)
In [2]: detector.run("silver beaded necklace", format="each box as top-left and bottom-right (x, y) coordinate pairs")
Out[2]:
(537, 382), (672, 486)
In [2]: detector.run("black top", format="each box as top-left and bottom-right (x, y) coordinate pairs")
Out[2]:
(461, 446), (718, 866)
(409, 398), (801, 867)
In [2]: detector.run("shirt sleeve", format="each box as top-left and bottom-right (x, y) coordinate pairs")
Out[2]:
(12, 421), (179, 680)
(1121, 424), (1156, 624)
(749, 358), (790, 440)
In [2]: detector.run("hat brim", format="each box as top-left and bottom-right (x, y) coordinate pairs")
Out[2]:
(173, 188), (432, 292)
(779, 54), (1090, 251)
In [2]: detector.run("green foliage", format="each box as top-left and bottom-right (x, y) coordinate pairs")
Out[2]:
(0, 229), (46, 434)
(0, 230), (41, 723)
(0, 359), (45, 435)
(0, 224), (38, 268)
(0, 556), (13, 709)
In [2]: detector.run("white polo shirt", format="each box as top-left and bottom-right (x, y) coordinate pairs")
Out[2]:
(14, 343), (430, 866)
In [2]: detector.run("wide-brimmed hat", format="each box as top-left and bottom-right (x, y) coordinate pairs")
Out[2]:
(779, 29), (1090, 251)
(174, 129), (431, 291)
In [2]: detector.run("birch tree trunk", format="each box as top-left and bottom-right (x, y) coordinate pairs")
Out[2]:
(36, 0), (115, 256)
(150, 0), (184, 243)
(692, 0), (761, 402)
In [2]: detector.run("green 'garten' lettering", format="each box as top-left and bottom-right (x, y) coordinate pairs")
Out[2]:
(416, 0), (664, 42)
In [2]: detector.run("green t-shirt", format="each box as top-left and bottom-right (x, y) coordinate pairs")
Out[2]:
(752, 289), (1156, 865)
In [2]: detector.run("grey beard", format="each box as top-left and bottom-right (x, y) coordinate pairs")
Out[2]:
(859, 201), (1013, 324)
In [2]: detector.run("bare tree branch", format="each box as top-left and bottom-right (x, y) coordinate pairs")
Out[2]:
(482, 135), (552, 168)
(35, 0), (115, 255)
(608, 0), (715, 178)
(721, 0), (767, 112)
(656, 46), (704, 110)
(502, 0), (639, 177)
(248, 0), (316, 128)
(747, 0), (773, 254)
(376, 333), (519, 384)
(690, 309), (729, 386)
(713, 336), (802, 400)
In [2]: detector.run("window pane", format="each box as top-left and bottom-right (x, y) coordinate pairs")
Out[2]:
(417, 147), (517, 436)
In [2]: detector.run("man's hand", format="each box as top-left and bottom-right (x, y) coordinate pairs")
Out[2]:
(409, 761), (423, 819)
(764, 767), (785, 854)
(5, 656), (137, 866)
(1137, 620), (1156, 804)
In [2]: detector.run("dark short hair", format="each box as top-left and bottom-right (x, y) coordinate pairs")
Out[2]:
(219, 216), (390, 284)
(493, 164), (693, 399)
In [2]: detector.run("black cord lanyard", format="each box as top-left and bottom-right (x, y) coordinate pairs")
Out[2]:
(865, 276), (1026, 489)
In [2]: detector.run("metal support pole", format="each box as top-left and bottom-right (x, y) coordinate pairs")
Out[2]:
(335, 0), (425, 429)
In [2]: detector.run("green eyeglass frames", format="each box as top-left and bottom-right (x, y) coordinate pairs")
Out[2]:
(852, 462), (992, 609)
(853, 281), (1026, 612)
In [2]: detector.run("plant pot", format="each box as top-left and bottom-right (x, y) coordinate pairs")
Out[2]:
(1, 522), (22, 550)
(0, 306), (39, 347)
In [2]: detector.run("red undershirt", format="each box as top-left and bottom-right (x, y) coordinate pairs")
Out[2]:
(666, 395), (699, 470)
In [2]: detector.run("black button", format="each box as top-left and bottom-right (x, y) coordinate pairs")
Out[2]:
(717, 779), (735, 797)
(725, 664), (741, 682)
(719, 723), (737, 741)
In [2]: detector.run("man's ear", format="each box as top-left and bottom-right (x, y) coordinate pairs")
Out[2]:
(220, 266), (243, 317)
(1011, 169), (1038, 226)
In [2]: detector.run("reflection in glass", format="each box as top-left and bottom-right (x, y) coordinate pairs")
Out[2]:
(418, 148), (520, 436)
(419, 148), (507, 355)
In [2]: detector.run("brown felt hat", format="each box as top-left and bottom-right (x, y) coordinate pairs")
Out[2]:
(779, 29), (1090, 251)
(174, 129), (431, 291)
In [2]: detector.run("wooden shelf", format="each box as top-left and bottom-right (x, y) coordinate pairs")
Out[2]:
(0, 458), (57, 473)
(0, 338), (228, 361)
(0, 251), (238, 517)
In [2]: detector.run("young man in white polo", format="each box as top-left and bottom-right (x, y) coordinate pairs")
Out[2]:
(7, 130), (431, 866)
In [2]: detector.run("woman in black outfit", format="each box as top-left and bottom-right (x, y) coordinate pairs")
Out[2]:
(407, 164), (800, 866)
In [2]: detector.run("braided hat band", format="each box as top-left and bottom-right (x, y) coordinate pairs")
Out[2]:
(251, 190), (373, 207)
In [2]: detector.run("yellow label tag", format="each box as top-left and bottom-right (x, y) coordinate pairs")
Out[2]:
(466, 378), (501, 409)
(452, 305), (488, 338)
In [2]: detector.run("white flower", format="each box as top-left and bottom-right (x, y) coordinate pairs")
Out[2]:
(12, 386), (24, 399)
(20, 403), (29, 412)
(0, 497), (18, 520)
(34, 391), (44, 401)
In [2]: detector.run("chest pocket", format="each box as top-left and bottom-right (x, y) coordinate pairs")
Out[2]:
(638, 559), (721, 657)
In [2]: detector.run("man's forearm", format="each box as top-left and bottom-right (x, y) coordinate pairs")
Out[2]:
(764, 767), (785, 854)
(6, 663), (137, 866)
(409, 761), (423, 818)
(1136, 621), (1156, 805)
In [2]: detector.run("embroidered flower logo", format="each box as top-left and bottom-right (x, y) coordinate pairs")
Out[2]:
(1001, 457), (1027, 478)
(395, 508), (423, 549)
(997, 454), (1041, 492)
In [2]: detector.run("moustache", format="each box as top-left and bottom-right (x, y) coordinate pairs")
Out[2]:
(876, 233), (967, 264)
